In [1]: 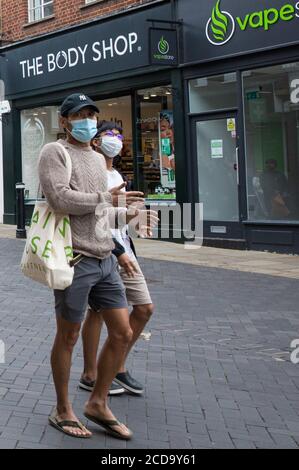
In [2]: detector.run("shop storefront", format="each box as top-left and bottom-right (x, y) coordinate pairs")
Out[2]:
(2, 0), (299, 253)
(0, 0), (185, 233)
(19, 86), (175, 203)
(178, 0), (299, 253)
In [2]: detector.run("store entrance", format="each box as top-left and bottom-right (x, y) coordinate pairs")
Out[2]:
(95, 85), (175, 200)
(136, 86), (175, 200)
(191, 113), (243, 240)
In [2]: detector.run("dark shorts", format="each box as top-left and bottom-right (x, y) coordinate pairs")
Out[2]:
(54, 254), (128, 323)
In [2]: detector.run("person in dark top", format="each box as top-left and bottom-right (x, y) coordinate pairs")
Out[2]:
(260, 158), (290, 218)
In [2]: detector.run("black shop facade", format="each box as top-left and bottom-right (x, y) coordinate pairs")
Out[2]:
(2, 0), (299, 253)
(0, 0), (183, 238)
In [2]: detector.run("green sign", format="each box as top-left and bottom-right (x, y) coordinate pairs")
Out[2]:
(150, 28), (178, 66)
(206, 0), (299, 46)
(246, 91), (261, 100)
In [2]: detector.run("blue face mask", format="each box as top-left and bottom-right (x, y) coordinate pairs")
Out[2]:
(69, 118), (97, 143)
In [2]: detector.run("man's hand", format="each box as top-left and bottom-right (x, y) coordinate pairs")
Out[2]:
(127, 208), (160, 238)
(110, 183), (144, 207)
(118, 253), (139, 278)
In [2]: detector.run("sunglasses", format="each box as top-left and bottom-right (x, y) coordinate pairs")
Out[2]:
(102, 130), (124, 141)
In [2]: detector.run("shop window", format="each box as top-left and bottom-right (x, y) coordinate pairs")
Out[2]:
(28, 0), (54, 23)
(136, 86), (175, 200)
(243, 63), (299, 222)
(95, 95), (133, 188)
(21, 106), (62, 200)
(189, 73), (237, 114)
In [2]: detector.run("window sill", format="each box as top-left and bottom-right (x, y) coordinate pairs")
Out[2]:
(243, 220), (299, 226)
(80, 0), (107, 10)
(23, 15), (55, 28)
(145, 199), (177, 205)
(80, 0), (106, 10)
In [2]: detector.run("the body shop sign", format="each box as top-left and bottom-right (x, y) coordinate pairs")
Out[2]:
(2, 2), (171, 96)
(177, 0), (299, 62)
(19, 33), (139, 79)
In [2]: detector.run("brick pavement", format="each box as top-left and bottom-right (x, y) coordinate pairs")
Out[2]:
(0, 238), (299, 449)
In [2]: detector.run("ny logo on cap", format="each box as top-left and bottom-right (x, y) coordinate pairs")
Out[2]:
(79, 95), (87, 101)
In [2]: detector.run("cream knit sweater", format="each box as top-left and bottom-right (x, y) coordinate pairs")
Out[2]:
(38, 139), (115, 259)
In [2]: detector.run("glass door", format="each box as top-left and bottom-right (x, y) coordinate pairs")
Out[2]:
(192, 114), (241, 234)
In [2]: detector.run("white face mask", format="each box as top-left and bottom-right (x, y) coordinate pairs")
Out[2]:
(100, 136), (123, 158)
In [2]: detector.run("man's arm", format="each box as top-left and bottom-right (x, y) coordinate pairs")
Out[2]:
(38, 143), (112, 216)
(111, 237), (138, 278)
(112, 238), (125, 258)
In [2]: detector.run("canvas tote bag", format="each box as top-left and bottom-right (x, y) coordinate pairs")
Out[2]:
(20, 142), (74, 290)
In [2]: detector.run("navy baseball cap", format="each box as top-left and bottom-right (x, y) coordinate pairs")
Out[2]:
(97, 120), (123, 136)
(60, 93), (99, 117)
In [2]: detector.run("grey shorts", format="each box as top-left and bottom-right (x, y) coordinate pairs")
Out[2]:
(54, 254), (128, 323)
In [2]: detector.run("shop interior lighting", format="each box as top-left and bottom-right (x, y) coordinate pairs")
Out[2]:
(258, 86), (273, 94)
(282, 63), (299, 70)
(194, 78), (208, 87)
(222, 73), (237, 83)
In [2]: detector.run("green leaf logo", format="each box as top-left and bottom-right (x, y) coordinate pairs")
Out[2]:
(158, 37), (169, 55)
(211, 0), (228, 42)
(206, 0), (235, 46)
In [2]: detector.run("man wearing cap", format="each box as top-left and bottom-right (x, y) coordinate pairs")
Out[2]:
(38, 93), (146, 440)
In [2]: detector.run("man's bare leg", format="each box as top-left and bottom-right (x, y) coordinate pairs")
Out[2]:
(81, 308), (104, 382)
(118, 303), (154, 373)
(84, 307), (133, 438)
(51, 316), (91, 437)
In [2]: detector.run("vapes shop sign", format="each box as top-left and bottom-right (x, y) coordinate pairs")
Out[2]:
(3, 2), (171, 96)
(178, 0), (299, 62)
(206, 0), (299, 45)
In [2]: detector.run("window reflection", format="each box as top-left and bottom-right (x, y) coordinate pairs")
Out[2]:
(243, 63), (299, 221)
(21, 106), (61, 199)
(189, 73), (237, 114)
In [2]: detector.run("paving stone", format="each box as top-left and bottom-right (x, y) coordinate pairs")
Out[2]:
(16, 442), (59, 449)
(233, 439), (256, 449)
(0, 439), (18, 449)
(269, 433), (298, 448)
(6, 416), (28, 430)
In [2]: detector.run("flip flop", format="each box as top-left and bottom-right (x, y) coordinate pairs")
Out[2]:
(84, 411), (133, 440)
(49, 411), (92, 439)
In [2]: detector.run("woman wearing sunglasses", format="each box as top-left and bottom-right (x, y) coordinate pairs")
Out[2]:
(80, 121), (156, 397)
